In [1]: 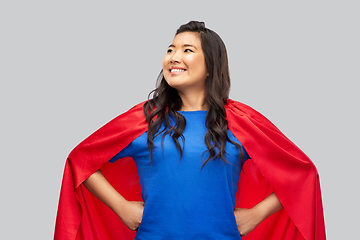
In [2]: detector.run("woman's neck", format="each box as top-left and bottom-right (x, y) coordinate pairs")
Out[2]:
(178, 90), (207, 111)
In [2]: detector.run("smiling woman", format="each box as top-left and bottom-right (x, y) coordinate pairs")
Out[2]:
(54, 21), (326, 240)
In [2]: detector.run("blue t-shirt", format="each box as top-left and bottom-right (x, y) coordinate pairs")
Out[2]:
(110, 111), (249, 239)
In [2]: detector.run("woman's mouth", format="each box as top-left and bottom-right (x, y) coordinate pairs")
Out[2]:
(170, 69), (185, 73)
(169, 68), (186, 75)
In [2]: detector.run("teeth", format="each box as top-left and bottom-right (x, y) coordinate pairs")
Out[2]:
(170, 69), (185, 72)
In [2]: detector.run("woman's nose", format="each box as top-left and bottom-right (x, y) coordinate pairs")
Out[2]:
(170, 51), (181, 63)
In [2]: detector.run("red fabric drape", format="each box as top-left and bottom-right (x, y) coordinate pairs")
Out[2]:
(54, 100), (326, 240)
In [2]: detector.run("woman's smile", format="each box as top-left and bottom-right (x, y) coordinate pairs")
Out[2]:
(169, 66), (186, 75)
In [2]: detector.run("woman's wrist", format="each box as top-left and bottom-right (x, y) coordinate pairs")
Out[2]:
(113, 196), (128, 217)
(250, 205), (267, 226)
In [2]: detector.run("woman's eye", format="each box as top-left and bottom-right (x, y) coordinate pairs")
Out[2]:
(184, 49), (193, 52)
(167, 49), (173, 53)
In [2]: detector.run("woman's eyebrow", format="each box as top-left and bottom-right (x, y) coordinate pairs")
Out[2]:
(168, 44), (197, 49)
(183, 44), (197, 49)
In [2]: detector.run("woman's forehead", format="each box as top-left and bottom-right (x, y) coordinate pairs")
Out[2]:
(170, 32), (201, 47)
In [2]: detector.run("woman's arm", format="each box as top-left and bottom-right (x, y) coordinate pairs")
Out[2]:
(83, 169), (144, 231)
(234, 192), (283, 236)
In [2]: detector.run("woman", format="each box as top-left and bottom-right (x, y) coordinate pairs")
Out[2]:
(54, 21), (326, 240)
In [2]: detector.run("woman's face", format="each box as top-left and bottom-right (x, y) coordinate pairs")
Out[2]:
(162, 31), (208, 94)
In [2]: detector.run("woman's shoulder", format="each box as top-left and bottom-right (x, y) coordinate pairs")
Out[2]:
(225, 99), (279, 130)
(126, 100), (148, 112)
(114, 100), (148, 120)
(226, 99), (264, 117)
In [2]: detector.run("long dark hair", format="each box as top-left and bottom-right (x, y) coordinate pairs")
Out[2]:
(143, 21), (243, 167)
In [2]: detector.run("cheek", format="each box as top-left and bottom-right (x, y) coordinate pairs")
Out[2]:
(162, 55), (170, 69)
(162, 56), (169, 79)
(162, 57), (166, 69)
(191, 56), (207, 76)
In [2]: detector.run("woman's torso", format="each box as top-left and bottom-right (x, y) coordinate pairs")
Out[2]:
(110, 111), (248, 239)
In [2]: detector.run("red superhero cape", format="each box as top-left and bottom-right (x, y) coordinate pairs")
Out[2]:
(54, 99), (326, 240)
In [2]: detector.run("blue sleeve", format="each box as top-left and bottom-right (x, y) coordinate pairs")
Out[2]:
(227, 129), (250, 161)
(241, 145), (250, 161)
(109, 142), (134, 163)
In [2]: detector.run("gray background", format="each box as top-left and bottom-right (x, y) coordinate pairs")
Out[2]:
(1, 1), (358, 239)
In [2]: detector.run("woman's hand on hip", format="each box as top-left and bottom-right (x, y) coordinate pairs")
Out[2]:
(234, 208), (262, 236)
(234, 192), (283, 236)
(116, 200), (144, 231)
